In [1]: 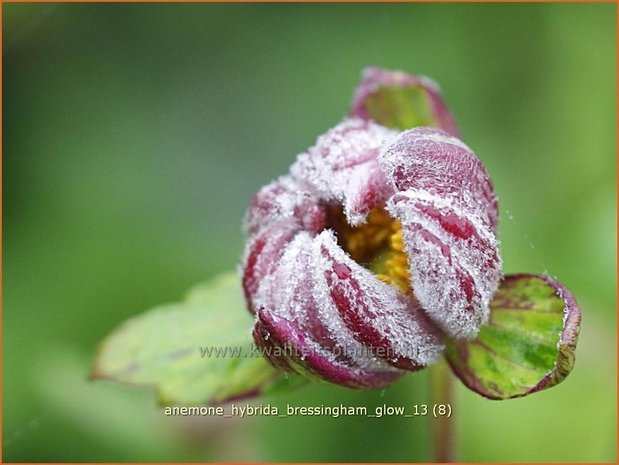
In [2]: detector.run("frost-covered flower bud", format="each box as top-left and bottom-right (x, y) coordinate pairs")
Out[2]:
(241, 116), (502, 389)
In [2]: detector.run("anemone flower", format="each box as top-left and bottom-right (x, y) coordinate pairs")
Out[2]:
(241, 68), (581, 397)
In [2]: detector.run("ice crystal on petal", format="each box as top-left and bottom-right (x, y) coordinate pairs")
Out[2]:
(243, 175), (325, 237)
(241, 176), (325, 312)
(314, 231), (444, 367)
(381, 127), (502, 338)
(290, 118), (397, 226)
(252, 233), (403, 388)
(379, 127), (498, 230)
(388, 192), (501, 339)
(254, 309), (403, 388)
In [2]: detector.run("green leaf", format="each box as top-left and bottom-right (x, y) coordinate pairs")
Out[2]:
(445, 274), (581, 400)
(91, 272), (304, 406)
(364, 86), (435, 130)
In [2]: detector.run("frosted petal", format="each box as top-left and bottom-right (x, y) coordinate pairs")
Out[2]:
(313, 230), (444, 369)
(254, 310), (403, 389)
(241, 176), (325, 313)
(381, 127), (501, 339)
(379, 127), (498, 230)
(252, 318), (293, 372)
(241, 225), (298, 313)
(252, 233), (403, 388)
(388, 190), (502, 339)
(290, 118), (397, 226)
(243, 175), (325, 237)
(249, 232), (403, 387)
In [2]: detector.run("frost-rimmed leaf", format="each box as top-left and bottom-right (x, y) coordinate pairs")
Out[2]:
(445, 274), (581, 400)
(91, 273), (304, 406)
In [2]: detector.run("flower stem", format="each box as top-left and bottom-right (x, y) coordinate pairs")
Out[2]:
(429, 359), (456, 463)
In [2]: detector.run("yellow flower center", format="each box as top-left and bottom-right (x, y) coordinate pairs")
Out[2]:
(327, 206), (412, 294)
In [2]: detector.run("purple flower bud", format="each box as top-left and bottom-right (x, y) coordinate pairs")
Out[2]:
(241, 83), (501, 389)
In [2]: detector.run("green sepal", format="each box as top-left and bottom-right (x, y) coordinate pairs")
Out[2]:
(445, 274), (581, 400)
(364, 86), (435, 130)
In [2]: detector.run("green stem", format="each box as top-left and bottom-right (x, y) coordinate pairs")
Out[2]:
(429, 359), (456, 463)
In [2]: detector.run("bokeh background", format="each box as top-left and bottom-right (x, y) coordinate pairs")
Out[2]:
(3, 3), (616, 462)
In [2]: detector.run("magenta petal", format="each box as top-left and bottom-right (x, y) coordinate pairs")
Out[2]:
(242, 176), (325, 313)
(379, 127), (498, 231)
(381, 127), (502, 339)
(254, 310), (403, 389)
(241, 225), (298, 313)
(314, 231), (444, 370)
(252, 318), (294, 372)
(350, 67), (459, 137)
(388, 191), (502, 340)
(290, 118), (396, 226)
(251, 233), (403, 388)
(243, 175), (325, 237)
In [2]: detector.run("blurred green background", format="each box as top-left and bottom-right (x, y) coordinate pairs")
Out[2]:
(3, 3), (616, 462)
